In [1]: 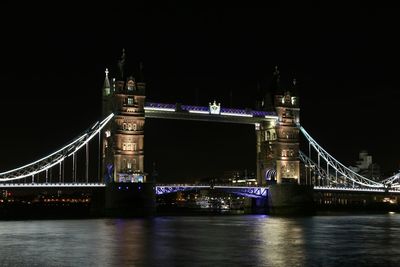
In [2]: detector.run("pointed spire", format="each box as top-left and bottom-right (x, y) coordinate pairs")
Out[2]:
(103, 68), (111, 96)
(291, 77), (298, 96)
(117, 48), (126, 80)
(138, 61), (145, 82)
(270, 65), (283, 96)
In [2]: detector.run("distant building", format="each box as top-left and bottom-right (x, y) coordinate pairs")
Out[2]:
(349, 150), (381, 181)
(221, 170), (257, 186)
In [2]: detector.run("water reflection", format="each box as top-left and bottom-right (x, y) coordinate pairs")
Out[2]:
(1, 214), (400, 266)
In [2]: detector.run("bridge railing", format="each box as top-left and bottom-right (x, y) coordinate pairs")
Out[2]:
(0, 113), (114, 183)
(300, 126), (384, 188)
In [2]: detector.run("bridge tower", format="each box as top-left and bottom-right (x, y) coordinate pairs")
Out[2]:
(274, 78), (300, 184)
(102, 49), (155, 216)
(102, 49), (147, 183)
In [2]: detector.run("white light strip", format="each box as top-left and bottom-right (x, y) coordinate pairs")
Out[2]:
(265, 115), (278, 119)
(91, 121), (99, 130)
(314, 186), (385, 192)
(144, 107), (175, 112)
(0, 134), (85, 175)
(0, 183), (106, 188)
(220, 112), (253, 117)
(0, 113), (114, 181)
(188, 110), (209, 114)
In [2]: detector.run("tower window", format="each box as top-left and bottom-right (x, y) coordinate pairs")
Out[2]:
(128, 123), (132, 131)
(127, 162), (132, 169)
(123, 123), (127, 130)
(127, 98), (134, 105)
(133, 143), (137, 151)
(266, 131), (271, 141)
(127, 80), (135, 91)
(123, 143), (133, 151)
(133, 123), (137, 131)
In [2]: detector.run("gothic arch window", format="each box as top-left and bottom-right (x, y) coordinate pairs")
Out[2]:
(127, 97), (134, 105)
(133, 123), (137, 131)
(123, 123), (127, 130)
(127, 123), (132, 131)
(133, 143), (137, 151)
(127, 79), (135, 91)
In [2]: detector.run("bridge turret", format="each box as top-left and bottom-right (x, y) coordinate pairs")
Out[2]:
(102, 68), (112, 117)
(102, 50), (147, 184)
(274, 78), (300, 184)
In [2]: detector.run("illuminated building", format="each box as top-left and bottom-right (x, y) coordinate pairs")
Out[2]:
(102, 49), (147, 183)
(274, 76), (300, 184)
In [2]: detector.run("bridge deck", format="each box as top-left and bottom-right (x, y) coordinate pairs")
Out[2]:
(144, 102), (277, 124)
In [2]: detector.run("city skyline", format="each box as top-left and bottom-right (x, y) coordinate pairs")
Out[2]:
(1, 7), (400, 180)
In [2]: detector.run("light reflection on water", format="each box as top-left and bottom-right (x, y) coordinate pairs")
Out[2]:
(0, 214), (400, 266)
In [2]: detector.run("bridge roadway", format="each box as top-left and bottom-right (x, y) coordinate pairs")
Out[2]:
(144, 102), (278, 124)
(1, 184), (398, 196)
(0, 183), (268, 198)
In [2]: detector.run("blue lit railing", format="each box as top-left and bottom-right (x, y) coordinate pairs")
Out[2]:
(144, 102), (276, 118)
(155, 185), (268, 198)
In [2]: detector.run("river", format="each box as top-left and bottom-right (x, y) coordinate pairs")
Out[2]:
(0, 213), (399, 266)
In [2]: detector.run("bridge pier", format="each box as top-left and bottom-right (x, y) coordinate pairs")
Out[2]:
(104, 182), (155, 217)
(267, 184), (314, 215)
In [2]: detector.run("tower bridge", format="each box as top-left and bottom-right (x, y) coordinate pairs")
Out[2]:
(1, 50), (400, 215)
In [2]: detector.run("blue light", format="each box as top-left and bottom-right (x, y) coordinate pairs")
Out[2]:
(138, 186), (141, 190)
(126, 186), (129, 190)
(118, 186), (121, 190)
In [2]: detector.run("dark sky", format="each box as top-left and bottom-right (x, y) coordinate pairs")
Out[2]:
(1, 6), (400, 182)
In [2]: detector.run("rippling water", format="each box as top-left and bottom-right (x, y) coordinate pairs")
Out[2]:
(1, 213), (400, 266)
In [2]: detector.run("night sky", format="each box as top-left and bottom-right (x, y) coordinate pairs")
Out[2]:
(1, 7), (400, 182)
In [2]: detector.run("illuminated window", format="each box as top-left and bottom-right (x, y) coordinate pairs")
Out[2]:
(266, 131), (271, 140)
(122, 143), (133, 151)
(133, 143), (137, 151)
(133, 123), (137, 131)
(128, 123), (132, 131)
(127, 80), (135, 91)
(127, 162), (132, 169)
(123, 123), (127, 130)
(127, 98), (134, 105)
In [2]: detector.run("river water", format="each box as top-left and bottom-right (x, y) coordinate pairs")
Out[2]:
(0, 213), (399, 266)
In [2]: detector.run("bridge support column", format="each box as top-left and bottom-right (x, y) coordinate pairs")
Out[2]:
(255, 121), (276, 186)
(104, 182), (155, 217)
(267, 184), (314, 215)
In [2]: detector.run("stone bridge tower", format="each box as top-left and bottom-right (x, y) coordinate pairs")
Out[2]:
(274, 79), (300, 184)
(102, 49), (146, 183)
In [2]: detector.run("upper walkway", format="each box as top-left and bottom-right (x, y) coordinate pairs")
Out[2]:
(144, 102), (277, 124)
